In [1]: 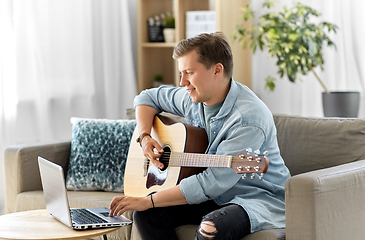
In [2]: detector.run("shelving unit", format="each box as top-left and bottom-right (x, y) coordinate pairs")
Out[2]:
(137, 0), (251, 92)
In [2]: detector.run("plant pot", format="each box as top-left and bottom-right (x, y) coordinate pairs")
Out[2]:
(163, 28), (175, 43)
(322, 91), (360, 118)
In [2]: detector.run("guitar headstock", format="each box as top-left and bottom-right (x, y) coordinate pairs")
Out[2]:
(231, 149), (269, 180)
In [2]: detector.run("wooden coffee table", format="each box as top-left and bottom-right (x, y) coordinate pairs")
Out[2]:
(0, 209), (122, 240)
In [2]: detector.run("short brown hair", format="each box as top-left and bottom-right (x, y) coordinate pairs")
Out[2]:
(173, 32), (233, 79)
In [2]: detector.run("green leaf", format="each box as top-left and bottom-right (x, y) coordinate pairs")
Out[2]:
(279, 69), (284, 78)
(253, 42), (257, 52)
(301, 57), (306, 65)
(265, 76), (276, 91)
(259, 39), (264, 50)
(267, 28), (278, 39)
(288, 33), (299, 41)
(263, 0), (275, 9)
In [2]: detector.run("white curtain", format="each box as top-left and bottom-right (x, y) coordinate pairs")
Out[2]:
(251, 0), (365, 118)
(0, 0), (137, 214)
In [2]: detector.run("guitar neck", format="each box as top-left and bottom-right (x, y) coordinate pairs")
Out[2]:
(168, 152), (232, 168)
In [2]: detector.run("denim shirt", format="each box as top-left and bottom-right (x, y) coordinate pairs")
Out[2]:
(134, 79), (291, 233)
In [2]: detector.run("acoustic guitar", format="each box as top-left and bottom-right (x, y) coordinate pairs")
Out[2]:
(124, 115), (269, 197)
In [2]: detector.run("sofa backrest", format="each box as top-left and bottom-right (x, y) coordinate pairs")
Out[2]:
(273, 115), (365, 176)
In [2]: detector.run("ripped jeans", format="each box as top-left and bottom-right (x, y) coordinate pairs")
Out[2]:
(133, 200), (251, 240)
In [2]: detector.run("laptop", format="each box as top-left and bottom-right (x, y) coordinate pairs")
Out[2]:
(38, 156), (132, 230)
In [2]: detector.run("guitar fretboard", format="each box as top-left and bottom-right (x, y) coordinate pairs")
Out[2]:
(168, 152), (232, 168)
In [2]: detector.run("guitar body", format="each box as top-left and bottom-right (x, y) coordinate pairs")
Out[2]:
(124, 115), (208, 197)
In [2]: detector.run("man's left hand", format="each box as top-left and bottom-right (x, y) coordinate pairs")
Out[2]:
(109, 195), (152, 216)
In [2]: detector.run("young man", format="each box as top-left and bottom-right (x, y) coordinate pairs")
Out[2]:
(109, 32), (291, 240)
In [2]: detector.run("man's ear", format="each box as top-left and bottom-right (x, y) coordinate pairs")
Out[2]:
(214, 63), (224, 76)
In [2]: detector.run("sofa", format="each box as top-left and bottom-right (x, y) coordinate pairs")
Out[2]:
(5, 114), (365, 240)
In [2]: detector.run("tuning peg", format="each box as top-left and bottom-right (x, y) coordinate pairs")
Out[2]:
(246, 148), (252, 153)
(263, 151), (269, 157)
(251, 173), (255, 180)
(259, 173), (264, 180)
(254, 149), (260, 155)
(242, 173), (247, 180)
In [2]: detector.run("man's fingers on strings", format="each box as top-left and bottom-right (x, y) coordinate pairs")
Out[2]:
(151, 158), (164, 169)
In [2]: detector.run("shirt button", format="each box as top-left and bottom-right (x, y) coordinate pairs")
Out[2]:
(213, 131), (217, 135)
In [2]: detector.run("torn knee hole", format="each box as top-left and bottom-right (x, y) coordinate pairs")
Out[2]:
(198, 220), (217, 238)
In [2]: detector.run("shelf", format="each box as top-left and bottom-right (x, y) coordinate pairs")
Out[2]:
(137, 0), (252, 92)
(138, 0), (210, 91)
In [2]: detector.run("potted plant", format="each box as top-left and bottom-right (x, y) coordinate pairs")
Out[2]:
(153, 73), (164, 87)
(162, 14), (175, 43)
(233, 1), (360, 117)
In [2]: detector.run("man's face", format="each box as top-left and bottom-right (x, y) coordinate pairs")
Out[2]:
(178, 50), (219, 106)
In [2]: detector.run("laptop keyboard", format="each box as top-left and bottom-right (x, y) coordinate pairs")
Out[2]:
(71, 209), (108, 224)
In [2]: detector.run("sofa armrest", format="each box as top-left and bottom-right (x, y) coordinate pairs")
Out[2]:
(285, 159), (365, 240)
(4, 140), (71, 213)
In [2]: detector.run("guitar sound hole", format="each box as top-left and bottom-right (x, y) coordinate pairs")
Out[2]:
(159, 146), (171, 171)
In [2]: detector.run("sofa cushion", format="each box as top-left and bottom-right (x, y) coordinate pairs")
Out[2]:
(66, 118), (136, 192)
(273, 115), (365, 176)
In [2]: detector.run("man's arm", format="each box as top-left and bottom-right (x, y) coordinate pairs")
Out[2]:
(135, 105), (165, 169)
(109, 184), (188, 216)
(109, 105), (189, 216)
(135, 105), (158, 137)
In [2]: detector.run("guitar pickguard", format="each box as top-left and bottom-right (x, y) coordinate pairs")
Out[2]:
(146, 164), (168, 188)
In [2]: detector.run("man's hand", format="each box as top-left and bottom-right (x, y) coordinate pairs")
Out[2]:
(109, 186), (188, 216)
(109, 195), (152, 216)
(141, 136), (164, 169)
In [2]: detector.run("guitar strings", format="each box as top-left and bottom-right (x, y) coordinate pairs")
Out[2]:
(155, 153), (228, 167)
(156, 152), (225, 160)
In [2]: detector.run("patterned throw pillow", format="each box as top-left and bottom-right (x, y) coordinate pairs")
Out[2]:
(66, 118), (136, 192)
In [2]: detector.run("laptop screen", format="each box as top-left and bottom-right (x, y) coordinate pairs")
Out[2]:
(38, 157), (73, 227)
